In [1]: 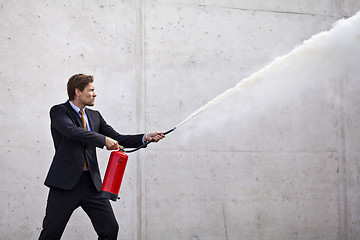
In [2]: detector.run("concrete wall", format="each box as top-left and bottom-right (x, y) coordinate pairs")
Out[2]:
(0, 0), (359, 239)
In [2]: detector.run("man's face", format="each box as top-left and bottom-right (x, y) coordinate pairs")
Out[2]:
(77, 82), (97, 107)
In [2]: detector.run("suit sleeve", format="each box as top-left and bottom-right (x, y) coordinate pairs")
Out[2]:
(50, 105), (106, 148)
(97, 112), (144, 148)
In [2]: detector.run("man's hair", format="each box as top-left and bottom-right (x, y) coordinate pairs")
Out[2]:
(67, 74), (94, 100)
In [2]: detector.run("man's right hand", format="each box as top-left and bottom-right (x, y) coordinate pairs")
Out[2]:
(105, 137), (119, 150)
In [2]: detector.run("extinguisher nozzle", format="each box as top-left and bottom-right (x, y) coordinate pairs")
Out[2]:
(164, 127), (176, 135)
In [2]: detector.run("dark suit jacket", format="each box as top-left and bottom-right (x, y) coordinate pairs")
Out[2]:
(44, 101), (144, 191)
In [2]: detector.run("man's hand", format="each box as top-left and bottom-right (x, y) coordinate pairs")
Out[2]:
(105, 137), (119, 150)
(145, 132), (165, 143)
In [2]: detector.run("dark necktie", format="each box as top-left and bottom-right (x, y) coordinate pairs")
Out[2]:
(79, 109), (88, 170)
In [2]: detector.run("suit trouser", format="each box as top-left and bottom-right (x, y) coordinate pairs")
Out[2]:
(39, 171), (119, 240)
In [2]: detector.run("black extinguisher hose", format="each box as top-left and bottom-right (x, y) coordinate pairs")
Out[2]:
(124, 127), (176, 153)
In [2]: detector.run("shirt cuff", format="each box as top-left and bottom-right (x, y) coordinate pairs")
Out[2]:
(142, 133), (147, 144)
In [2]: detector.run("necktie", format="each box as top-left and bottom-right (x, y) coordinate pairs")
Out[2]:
(79, 109), (88, 170)
(79, 109), (88, 130)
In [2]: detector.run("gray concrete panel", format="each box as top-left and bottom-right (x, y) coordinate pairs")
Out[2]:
(144, 151), (339, 239)
(150, 0), (338, 16)
(0, 1), (142, 239)
(143, 6), (360, 239)
(144, 2), (338, 135)
(344, 0), (360, 16)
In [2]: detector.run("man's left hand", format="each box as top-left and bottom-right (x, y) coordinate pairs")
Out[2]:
(146, 132), (165, 142)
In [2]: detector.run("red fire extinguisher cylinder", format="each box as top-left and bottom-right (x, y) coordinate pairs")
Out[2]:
(100, 150), (128, 201)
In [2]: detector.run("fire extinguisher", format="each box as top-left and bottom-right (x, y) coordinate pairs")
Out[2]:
(100, 127), (176, 201)
(100, 150), (129, 201)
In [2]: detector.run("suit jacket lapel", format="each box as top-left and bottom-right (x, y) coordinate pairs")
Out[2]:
(85, 108), (93, 131)
(64, 101), (82, 128)
(86, 109), (98, 132)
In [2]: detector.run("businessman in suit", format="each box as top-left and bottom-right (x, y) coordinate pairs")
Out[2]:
(39, 73), (164, 240)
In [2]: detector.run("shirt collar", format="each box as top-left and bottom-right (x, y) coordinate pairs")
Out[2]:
(69, 100), (86, 114)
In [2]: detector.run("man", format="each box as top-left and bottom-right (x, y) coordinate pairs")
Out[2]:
(39, 74), (164, 240)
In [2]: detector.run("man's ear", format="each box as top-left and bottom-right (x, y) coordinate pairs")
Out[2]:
(75, 88), (81, 97)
